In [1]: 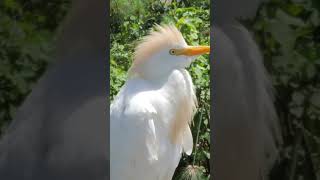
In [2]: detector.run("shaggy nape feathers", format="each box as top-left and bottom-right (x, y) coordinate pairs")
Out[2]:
(129, 24), (186, 75)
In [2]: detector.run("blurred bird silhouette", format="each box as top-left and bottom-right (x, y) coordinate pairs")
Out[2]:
(0, 0), (109, 180)
(213, 0), (282, 179)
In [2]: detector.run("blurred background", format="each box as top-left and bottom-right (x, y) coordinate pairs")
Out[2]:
(0, 0), (70, 133)
(0, 0), (319, 180)
(244, 1), (320, 179)
(110, 0), (210, 179)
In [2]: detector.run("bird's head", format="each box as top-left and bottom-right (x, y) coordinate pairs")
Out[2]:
(128, 24), (210, 79)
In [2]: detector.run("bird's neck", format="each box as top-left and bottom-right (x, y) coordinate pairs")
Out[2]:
(129, 65), (178, 82)
(136, 69), (195, 101)
(164, 69), (195, 98)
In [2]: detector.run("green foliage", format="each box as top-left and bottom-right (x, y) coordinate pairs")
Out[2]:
(110, 0), (210, 179)
(245, 0), (320, 179)
(0, 1), (69, 134)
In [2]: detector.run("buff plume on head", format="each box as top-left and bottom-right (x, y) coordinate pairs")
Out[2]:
(129, 24), (186, 76)
(128, 24), (210, 77)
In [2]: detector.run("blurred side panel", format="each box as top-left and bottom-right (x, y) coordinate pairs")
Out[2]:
(212, 0), (281, 180)
(0, 0), (109, 179)
(212, 0), (320, 180)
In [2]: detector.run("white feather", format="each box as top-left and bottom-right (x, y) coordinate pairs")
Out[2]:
(111, 69), (195, 180)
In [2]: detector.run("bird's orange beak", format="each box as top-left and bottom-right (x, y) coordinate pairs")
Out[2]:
(175, 46), (210, 56)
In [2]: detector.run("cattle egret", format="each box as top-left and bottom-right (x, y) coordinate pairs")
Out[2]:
(110, 25), (210, 180)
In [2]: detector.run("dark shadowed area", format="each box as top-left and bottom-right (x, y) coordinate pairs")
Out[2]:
(213, 1), (281, 180)
(0, 0), (109, 179)
(213, 0), (320, 179)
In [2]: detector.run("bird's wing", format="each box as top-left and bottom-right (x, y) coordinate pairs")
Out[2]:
(122, 94), (158, 161)
(111, 87), (161, 179)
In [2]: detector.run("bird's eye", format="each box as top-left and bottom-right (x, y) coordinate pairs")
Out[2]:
(169, 49), (176, 55)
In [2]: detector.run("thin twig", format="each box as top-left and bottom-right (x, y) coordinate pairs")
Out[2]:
(193, 100), (203, 166)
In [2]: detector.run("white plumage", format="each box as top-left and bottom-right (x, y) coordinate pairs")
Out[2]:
(110, 25), (209, 180)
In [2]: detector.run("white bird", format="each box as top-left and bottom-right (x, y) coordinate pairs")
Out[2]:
(110, 25), (210, 180)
